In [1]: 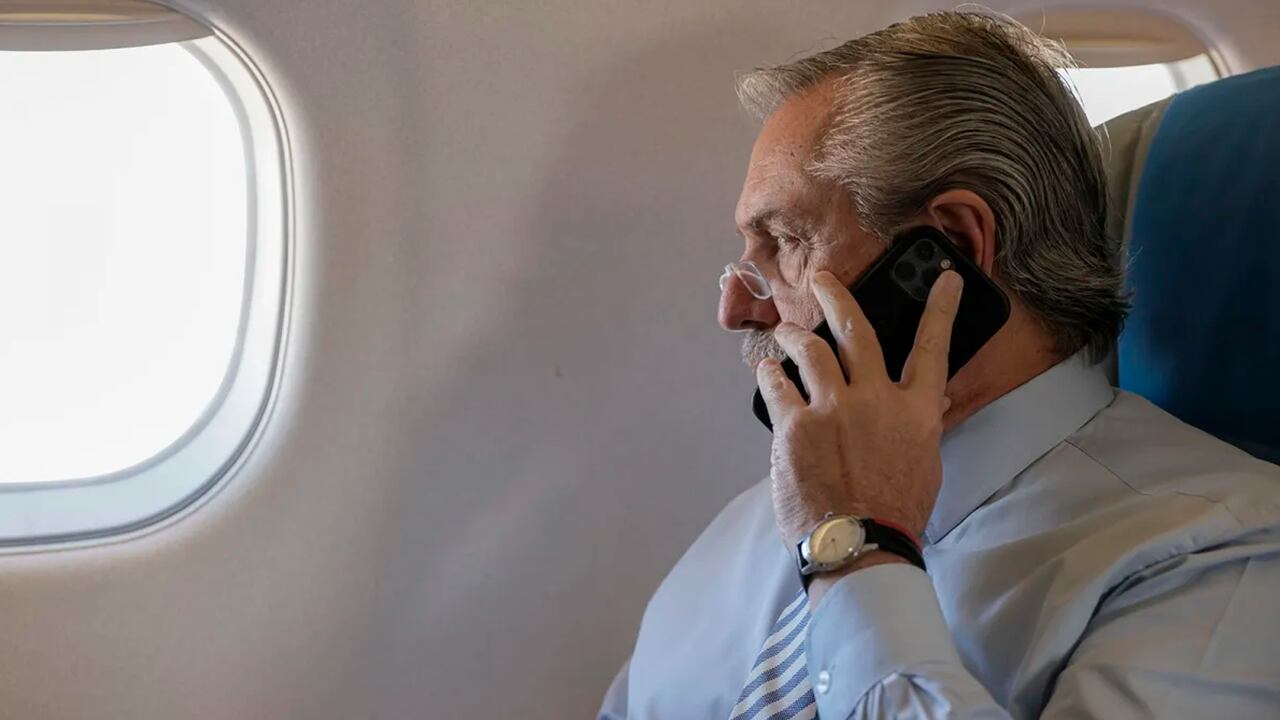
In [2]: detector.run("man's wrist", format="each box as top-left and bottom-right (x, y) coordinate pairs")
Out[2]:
(806, 550), (910, 606)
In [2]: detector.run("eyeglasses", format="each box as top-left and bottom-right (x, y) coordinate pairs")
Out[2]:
(718, 260), (772, 300)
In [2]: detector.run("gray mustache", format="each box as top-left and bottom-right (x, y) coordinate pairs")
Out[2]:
(741, 330), (788, 368)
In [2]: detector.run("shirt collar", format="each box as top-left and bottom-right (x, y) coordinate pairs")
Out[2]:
(925, 352), (1116, 545)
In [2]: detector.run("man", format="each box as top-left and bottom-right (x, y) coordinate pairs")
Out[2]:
(598, 10), (1280, 720)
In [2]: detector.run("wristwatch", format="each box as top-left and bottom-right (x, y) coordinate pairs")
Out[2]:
(796, 514), (925, 589)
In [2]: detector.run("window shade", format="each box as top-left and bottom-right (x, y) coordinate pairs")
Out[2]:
(0, 1), (209, 51)
(1016, 8), (1210, 68)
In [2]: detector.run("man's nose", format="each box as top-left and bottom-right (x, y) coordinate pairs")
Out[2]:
(719, 264), (781, 332)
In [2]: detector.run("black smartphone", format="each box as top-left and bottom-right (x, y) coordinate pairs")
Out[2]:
(752, 225), (1010, 431)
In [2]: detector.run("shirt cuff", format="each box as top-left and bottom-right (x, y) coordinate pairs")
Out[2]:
(806, 563), (960, 719)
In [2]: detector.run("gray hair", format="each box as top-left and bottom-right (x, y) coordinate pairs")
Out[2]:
(736, 10), (1128, 362)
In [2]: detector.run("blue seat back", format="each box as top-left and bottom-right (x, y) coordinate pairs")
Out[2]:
(1118, 65), (1280, 463)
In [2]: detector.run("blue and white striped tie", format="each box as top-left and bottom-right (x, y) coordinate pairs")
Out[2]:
(729, 590), (817, 720)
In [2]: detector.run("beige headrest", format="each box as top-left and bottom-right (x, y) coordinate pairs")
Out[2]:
(1098, 98), (1172, 253)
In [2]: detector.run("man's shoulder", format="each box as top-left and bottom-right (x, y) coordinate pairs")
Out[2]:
(629, 476), (796, 706)
(956, 390), (1280, 565)
(1067, 389), (1280, 530)
(663, 477), (776, 574)
(638, 476), (796, 621)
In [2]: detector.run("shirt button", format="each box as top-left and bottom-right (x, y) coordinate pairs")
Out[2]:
(815, 670), (832, 694)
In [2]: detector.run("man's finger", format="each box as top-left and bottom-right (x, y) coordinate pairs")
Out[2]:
(773, 322), (845, 406)
(755, 357), (805, 421)
(812, 271), (886, 383)
(901, 270), (963, 395)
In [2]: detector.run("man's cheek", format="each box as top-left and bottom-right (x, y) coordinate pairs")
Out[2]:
(780, 298), (824, 331)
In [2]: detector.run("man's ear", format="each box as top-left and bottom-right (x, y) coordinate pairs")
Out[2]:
(927, 190), (997, 276)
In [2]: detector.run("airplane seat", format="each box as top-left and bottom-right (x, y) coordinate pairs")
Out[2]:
(1101, 65), (1280, 464)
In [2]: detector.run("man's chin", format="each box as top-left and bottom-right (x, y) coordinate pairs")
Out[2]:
(741, 330), (788, 369)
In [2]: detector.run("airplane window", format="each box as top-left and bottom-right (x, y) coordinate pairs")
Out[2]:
(0, 6), (288, 546)
(1062, 54), (1220, 126)
(0, 44), (246, 484)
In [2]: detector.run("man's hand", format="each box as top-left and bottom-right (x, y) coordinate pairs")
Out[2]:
(755, 269), (963, 549)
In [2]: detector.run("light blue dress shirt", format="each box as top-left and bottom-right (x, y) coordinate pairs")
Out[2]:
(599, 354), (1280, 718)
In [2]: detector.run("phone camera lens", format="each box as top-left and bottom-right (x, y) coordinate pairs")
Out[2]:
(894, 261), (916, 283)
(922, 266), (941, 287)
(914, 241), (936, 261)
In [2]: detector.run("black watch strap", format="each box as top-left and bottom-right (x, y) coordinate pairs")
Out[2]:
(862, 519), (926, 572)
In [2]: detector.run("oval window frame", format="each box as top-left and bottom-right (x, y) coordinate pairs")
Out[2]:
(0, 8), (293, 548)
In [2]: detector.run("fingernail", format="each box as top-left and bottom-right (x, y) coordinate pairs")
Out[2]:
(940, 270), (963, 295)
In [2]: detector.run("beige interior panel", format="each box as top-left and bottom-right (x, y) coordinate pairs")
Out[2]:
(0, 1), (1275, 717)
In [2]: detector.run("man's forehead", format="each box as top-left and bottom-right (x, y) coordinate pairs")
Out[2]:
(757, 83), (836, 154)
(737, 81), (839, 228)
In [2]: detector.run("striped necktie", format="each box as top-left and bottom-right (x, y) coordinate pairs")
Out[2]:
(728, 590), (817, 720)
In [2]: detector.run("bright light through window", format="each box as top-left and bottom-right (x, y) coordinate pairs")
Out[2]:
(0, 43), (246, 483)
(1062, 54), (1219, 126)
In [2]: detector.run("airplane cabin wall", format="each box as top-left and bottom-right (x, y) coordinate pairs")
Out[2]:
(0, 1), (1273, 718)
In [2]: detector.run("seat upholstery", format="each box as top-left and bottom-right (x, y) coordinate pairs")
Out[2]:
(1103, 66), (1280, 463)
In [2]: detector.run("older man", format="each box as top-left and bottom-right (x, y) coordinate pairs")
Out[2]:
(598, 10), (1280, 720)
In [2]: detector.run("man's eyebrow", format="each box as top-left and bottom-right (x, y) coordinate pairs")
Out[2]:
(739, 207), (802, 235)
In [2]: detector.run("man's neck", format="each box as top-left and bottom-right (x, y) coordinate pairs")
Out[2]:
(942, 325), (1064, 434)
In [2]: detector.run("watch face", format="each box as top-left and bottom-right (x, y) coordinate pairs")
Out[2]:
(809, 516), (864, 565)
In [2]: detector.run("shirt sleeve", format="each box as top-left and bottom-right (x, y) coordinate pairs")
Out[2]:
(807, 563), (1005, 720)
(807, 541), (1280, 720)
(597, 657), (631, 720)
